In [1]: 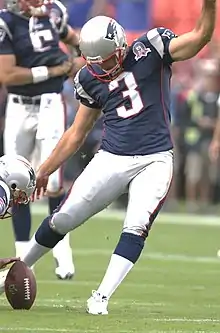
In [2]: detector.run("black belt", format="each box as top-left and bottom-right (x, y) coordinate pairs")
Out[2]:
(13, 96), (41, 105)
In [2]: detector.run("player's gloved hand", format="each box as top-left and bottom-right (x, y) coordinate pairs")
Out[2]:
(0, 257), (20, 270)
(32, 169), (49, 201)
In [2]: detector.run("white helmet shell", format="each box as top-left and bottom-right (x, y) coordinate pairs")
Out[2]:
(80, 15), (127, 63)
(0, 155), (36, 204)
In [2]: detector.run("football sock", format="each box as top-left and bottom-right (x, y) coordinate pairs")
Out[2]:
(97, 232), (145, 298)
(48, 193), (65, 215)
(12, 203), (31, 241)
(23, 216), (65, 267)
(52, 233), (74, 268)
(35, 216), (65, 247)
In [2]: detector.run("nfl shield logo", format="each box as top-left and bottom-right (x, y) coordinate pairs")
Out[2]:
(133, 42), (151, 61)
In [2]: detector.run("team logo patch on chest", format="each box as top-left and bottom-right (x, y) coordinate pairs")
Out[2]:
(133, 42), (151, 61)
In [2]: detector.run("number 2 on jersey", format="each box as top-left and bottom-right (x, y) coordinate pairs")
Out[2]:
(109, 72), (144, 118)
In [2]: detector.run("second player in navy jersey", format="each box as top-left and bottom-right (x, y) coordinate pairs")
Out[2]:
(0, 0), (216, 315)
(0, 0), (83, 280)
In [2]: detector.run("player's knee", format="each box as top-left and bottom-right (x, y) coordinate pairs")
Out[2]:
(50, 212), (73, 235)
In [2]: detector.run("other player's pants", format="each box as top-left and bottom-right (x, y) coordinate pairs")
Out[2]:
(4, 93), (66, 192)
(51, 150), (173, 236)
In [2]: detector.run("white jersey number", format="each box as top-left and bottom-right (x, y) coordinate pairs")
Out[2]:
(30, 29), (54, 52)
(109, 72), (144, 118)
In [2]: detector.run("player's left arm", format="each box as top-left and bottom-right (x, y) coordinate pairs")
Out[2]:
(169, 0), (216, 61)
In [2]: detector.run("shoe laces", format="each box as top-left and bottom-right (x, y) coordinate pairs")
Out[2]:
(91, 290), (108, 302)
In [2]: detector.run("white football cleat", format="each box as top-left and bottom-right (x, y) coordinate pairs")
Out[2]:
(53, 234), (75, 280)
(55, 265), (75, 280)
(0, 269), (9, 295)
(86, 290), (108, 315)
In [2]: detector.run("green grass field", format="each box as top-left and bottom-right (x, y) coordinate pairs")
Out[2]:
(0, 209), (220, 332)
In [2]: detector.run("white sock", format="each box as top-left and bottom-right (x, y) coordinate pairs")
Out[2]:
(52, 233), (74, 271)
(22, 234), (51, 267)
(15, 241), (30, 258)
(97, 254), (134, 299)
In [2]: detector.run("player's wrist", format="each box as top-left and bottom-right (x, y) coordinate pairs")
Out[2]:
(31, 66), (49, 83)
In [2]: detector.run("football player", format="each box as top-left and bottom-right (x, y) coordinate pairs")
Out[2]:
(0, 155), (35, 270)
(0, 0), (84, 279)
(0, 0), (216, 314)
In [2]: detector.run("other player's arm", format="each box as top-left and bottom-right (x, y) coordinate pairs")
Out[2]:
(35, 104), (101, 197)
(169, 0), (216, 61)
(60, 26), (85, 72)
(0, 53), (73, 86)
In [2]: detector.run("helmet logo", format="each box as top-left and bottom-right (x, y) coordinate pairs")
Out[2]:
(105, 20), (120, 46)
(27, 168), (36, 189)
(132, 42), (151, 61)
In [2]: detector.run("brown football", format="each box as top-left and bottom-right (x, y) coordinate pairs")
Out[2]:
(5, 261), (36, 310)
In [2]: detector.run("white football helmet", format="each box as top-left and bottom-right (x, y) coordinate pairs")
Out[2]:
(0, 155), (36, 205)
(79, 16), (127, 82)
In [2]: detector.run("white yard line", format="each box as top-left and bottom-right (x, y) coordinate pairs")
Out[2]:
(154, 318), (220, 323)
(0, 329), (95, 333)
(31, 204), (220, 227)
(0, 325), (219, 333)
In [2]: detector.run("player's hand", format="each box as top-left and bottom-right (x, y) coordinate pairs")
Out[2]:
(0, 257), (20, 270)
(48, 60), (74, 78)
(32, 169), (49, 201)
(209, 139), (220, 162)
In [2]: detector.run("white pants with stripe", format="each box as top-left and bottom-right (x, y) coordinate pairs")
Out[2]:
(4, 93), (66, 193)
(51, 150), (173, 236)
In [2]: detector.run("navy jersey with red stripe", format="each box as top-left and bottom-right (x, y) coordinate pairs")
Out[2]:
(0, 0), (69, 97)
(74, 27), (177, 156)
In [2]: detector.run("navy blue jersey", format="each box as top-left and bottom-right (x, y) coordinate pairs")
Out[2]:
(74, 28), (177, 156)
(0, 0), (69, 96)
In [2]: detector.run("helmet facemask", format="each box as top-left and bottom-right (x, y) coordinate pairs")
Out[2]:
(84, 48), (127, 82)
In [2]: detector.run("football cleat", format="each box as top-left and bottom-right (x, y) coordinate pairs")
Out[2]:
(54, 258), (75, 280)
(86, 290), (108, 315)
(55, 266), (74, 280)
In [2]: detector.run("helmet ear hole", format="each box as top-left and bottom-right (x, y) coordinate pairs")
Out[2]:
(11, 183), (17, 190)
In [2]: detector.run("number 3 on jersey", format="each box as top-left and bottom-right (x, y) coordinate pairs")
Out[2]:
(109, 72), (144, 118)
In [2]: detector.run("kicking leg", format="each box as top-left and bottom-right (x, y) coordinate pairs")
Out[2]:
(88, 153), (173, 315)
(22, 151), (129, 270)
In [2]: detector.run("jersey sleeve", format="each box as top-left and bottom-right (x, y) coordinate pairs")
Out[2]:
(147, 27), (178, 64)
(0, 16), (14, 55)
(74, 70), (102, 109)
(50, 0), (69, 39)
(0, 180), (10, 216)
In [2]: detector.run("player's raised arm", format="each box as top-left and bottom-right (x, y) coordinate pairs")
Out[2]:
(169, 0), (216, 61)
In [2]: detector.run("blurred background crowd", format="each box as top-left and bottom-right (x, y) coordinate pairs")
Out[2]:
(1, 0), (220, 214)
